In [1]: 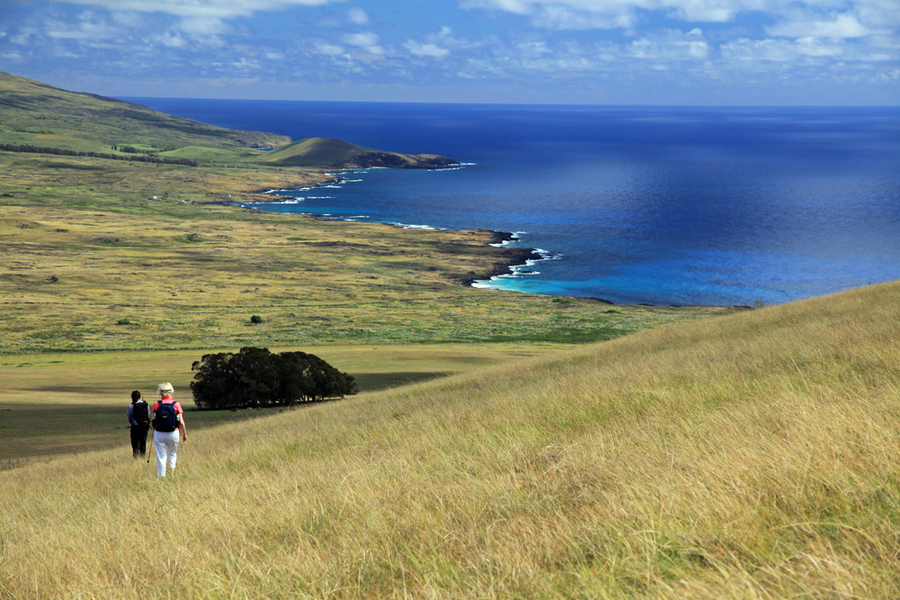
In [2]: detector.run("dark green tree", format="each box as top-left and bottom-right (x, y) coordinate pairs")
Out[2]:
(276, 351), (358, 402)
(190, 351), (238, 409)
(190, 346), (357, 409)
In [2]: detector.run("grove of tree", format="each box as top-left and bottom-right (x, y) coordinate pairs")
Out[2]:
(190, 346), (357, 409)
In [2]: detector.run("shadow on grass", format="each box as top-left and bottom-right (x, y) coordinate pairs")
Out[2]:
(353, 371), (453, 393)
(0, 371), (454, 462)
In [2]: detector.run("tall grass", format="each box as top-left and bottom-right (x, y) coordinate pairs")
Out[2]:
(2, 282), (899, 598)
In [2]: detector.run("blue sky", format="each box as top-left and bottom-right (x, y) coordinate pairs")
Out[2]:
(1, 0), (898, 104)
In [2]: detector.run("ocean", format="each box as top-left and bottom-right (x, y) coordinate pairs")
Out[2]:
(124, 98), (900, 307)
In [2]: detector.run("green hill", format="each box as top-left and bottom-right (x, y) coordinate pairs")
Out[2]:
(262, 137), (460, 169)
(0, 71), (457, 169)
(0, 71), (290, 153)
(1, 280), (898, 597)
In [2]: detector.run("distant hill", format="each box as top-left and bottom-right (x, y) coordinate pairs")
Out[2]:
(262, 137), (460, 169)
(0, 72), (289, 152)
(0, 71), (458, 169)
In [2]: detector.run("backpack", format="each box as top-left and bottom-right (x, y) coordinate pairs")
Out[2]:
(153, 401), (179, 432)
(132, 401), (150, 426)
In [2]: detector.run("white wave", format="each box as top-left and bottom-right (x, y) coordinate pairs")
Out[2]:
(392, 223), (437, 230)
(266, 187), (311, 194)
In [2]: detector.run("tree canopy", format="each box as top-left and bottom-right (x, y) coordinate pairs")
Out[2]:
(190, 346), (357, 409)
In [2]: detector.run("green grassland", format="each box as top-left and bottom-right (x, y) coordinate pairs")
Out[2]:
(0, 72), (288, 150)
(0, 72), (458, 170)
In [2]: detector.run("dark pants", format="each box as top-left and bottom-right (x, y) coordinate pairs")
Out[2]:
(130, 425), (149, 457)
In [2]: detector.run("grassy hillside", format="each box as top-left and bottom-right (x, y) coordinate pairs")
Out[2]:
(1, 281), (898, 598)
(0, 71), (290, 153)
(263, 137), (460, 169)
(0, 71), (456, 169)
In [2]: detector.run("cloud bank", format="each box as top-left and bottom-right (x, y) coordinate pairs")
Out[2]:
(1, 0), (897, 104)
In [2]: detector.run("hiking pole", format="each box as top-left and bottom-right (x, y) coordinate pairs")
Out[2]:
(146, 432), (153, 479)
(175, 427), (184, 479)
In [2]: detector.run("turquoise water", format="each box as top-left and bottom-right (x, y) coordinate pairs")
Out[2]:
(127, 99), (900, 306)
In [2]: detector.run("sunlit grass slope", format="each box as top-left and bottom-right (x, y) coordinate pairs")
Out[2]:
(2, 280), (899, 598)
(0, 71), (290, 152)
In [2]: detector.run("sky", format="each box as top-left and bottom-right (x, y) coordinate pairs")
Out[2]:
(1, 0), (898, 104)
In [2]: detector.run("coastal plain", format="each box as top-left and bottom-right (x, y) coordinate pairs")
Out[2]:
(0, 72), (740, 461)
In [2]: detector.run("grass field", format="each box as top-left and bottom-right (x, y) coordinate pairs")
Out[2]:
(0, 343), (562, 463)
(1, 281), (898, 598)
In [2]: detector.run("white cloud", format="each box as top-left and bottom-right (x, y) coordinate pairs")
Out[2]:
(857, 0), (900, 29)
(64, 0), (337, 19)
(404, 41), (451, 57)
(341, 32), (385, 55)
(3, 0), (898, 103)
(461, 0), (900, 30)
(518, 40), (552, 55)
(10, 33), (33, 45)
(460, 0), (534, 15)
(45, 12), (124, 41)
(795, 36), (846, 57)
(151, 31), (188, 47)
(461, 0), (764, 25)
(629, 29), (711, 60)
(178, 17), (231, 36)
(342, 32), (380, 47)
(316, 43), (346, 55)
(531, 5), (634, 29)
(721, 36), (849, 61)
(231, 58), (261, 70)
(348, 7), (370, 25)
(767, 12), (873, 38)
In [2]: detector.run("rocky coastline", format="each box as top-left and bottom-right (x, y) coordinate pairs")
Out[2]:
(456, 230), (543, 288)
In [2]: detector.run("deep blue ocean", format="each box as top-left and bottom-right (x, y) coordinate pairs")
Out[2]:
(126, 98), (900, 306)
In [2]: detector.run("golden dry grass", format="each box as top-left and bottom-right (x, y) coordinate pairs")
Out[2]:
(2, 280), (898, 598)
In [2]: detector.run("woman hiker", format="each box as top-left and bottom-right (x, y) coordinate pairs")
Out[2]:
(151, 382), (188, 477)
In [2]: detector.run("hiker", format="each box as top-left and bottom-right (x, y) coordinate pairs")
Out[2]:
(126, 390), (150, 458)
(151, 382), (188, 477)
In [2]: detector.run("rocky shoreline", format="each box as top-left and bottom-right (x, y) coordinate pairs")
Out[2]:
(244, 181), (544, 293)
(456, 230), (543, 288)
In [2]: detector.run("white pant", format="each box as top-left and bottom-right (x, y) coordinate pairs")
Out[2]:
(154, 430), (180, 477)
